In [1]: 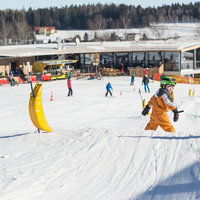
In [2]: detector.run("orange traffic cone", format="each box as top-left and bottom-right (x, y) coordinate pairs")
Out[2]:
(120, 90), (123, 95)
(50, 91), (54, 101)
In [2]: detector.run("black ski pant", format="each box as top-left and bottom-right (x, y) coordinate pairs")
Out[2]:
(68, 88), (73, 96)
(106, 91), (112, 96)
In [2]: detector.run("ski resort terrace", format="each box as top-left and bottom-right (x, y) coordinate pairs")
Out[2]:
(0, 37), (200, 77)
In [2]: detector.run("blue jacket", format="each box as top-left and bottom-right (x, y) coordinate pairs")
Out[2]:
(106, 83), (113, 91)
(131, 75), (135, 82)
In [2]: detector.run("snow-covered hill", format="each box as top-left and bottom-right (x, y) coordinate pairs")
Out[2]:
(0, 76), (200, 200)
(36, 23), (199, 42)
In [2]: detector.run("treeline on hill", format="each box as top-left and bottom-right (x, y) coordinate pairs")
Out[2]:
(1, 3), (200, 45)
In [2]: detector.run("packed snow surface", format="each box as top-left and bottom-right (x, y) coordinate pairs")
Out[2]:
(0, 76), (200, 200)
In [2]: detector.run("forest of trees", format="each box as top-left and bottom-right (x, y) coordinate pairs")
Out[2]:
(1, 2), (200, 44)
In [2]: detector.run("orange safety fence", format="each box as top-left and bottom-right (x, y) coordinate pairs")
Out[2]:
(171, 75), (200, 84)
(13, 76), (25, 83)
(153, 73), (162, 81)
(153, 73), (200, 84)
(42, 74), (51, 81)
(31, 76), (38, 82)
(0, 78), (9, 84)
(73, 73), (78, 77)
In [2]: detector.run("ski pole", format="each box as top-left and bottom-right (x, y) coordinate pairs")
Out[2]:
(177, 110), (184, 113)
(27, 62), (35, 97)
(138, 89), (143, 106)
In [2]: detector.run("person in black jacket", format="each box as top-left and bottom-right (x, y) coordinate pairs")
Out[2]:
(142, 74), (150, 93)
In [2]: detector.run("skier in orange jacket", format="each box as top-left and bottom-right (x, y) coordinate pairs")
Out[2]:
(142, 76), (179, 132)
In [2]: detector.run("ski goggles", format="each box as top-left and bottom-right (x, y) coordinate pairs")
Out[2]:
(162, 77), (177, 85)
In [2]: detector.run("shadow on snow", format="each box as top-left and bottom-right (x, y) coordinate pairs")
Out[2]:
(0, 132), (30, 139)
(131, 162), (200, 200)
(120, 133), (200, 199)
(118, 135), (200, 140)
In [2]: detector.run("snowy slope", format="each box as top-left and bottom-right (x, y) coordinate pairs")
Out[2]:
(36, 23), (198, 42)
(0, 76), (200, 200)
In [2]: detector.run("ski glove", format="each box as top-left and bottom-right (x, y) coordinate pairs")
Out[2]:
(173, 108), (179, 122)
(142, 105), (150, 116)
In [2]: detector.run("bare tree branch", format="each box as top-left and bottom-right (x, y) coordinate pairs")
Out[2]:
(0, 16), (12, 45)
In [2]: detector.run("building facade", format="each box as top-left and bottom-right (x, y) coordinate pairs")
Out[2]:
(0, 38), (200, 78)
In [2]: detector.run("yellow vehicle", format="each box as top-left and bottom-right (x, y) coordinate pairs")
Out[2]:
(32, 59), (78, 80)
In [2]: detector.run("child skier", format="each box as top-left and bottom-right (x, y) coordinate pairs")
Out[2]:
(130, 73), (135, 85)
(9, 71), (18, 86)
(105, 82), (113, 97)
(142, 74), (150, 93)
(67, 76), (73, 96)
(142, 76), (179, 132)
(144, 67), (148, 75)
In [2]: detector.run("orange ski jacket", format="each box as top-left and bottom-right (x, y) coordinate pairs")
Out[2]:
(145, 88), (177, 132)
(148, 88), (176, 113)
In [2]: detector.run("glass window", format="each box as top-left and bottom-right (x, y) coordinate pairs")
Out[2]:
(100, 53), (113, 67)
(132, 53), (145, 67)
(148, 52), (163, 67)
(80, 54), (84, 66)
(85, 54), (93, 65)
(116, 53), (129, 68)
(181, 50), (194, 70)
(164, 52), (180, 71)
(196, 48), (200, 69)
(37, 55), (57, 61)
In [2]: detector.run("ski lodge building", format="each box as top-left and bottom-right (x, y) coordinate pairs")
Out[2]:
(0, 38), (200, 79)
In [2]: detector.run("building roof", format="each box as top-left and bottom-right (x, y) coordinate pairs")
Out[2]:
(0, 37), (200, 58)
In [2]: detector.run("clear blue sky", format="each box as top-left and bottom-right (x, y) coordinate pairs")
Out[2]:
(1, 0), (199, 10)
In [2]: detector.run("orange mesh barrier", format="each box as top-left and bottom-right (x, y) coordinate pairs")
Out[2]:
(42, 75), (51, 81)
(0, 78), (9, 84)
(31, 76), (38, 82)
(153, 74), (200, 85)
(171, 76), (200, 84)
(153, 73), (162, 81)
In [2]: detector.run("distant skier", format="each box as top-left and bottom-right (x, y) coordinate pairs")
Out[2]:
(9, 71), (14, 86)
(9, 71), (18, 86)
(105, 82), (113, 97)
(142, 74), (150, 93)
(151, 74), (154, 83)
(67, 76), (73, 96)
(144, 67), (148, 75)
(130, 73), (135, 85)
(121, 63), (124, 75)
(142, 76), (179, 132)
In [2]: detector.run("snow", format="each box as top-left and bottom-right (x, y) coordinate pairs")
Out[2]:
(1, 76), (200, 200)
(36, 23), (199, 42)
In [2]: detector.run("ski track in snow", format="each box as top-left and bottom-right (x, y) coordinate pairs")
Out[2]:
(0, 76), (200, 200)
